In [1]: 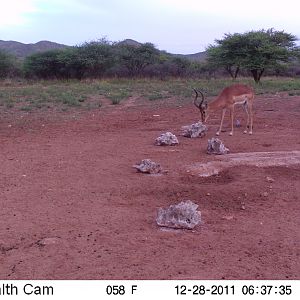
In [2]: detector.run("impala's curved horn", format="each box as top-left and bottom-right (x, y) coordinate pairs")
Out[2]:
(193, 88), (205, 110)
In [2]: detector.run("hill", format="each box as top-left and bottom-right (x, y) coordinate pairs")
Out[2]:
(118, 39), (207, 62)
(0, 39), (207, 62)
(117, 39), (142, 47)
(176, 51), (207, 62)
(0, 40), (68, 58)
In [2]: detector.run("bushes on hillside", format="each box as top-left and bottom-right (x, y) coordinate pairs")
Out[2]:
(23, 40), (116, 79)
(22, 40), (205, 79)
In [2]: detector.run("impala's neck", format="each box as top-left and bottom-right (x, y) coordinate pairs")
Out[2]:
(203, 97), (224, 122)
(208, 96), (227, 111)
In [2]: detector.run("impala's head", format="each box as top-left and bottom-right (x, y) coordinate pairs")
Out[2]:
(193, 89), (208, 122)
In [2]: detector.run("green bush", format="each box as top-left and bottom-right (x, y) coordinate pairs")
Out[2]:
(0, 50), (20, 78)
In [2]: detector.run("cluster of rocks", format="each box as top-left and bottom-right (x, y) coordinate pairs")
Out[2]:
(154, 121), (208, 147)
(133, 122), (231, 231)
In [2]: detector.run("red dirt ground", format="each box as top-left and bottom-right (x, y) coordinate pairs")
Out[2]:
(0, 93), (299, 280)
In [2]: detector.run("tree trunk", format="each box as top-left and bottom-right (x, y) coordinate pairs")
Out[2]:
(226, 66), (240, 79)
(226, 66), (234, 78)
(234, 66), (240, 79)
(258, 68), (265, 82)
(251, 69), (265, 83)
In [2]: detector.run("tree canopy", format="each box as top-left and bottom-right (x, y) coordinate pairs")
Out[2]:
(207, 29), (298, 82)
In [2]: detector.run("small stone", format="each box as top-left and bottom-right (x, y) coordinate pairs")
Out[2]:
(235, 119), (241, 127)
(261, 192), (269, 197)
(181, 122), (207, 138)
(155, 132), (179, 146)
(207, 138), (229, 155)
(133, 159), (162, 174)
(36, 237), (60, 246)
(266, 176), (275, 183)
(156, 200), (201, 230)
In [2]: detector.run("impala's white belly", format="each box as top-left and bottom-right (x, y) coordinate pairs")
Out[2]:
(233, 94), (252, 105)
(234, 99), (247, 105)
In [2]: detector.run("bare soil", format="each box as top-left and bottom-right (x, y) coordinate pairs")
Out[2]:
(0, 94), (299, 280)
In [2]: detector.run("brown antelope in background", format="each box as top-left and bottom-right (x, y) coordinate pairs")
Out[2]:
(193, 84), (254, 136)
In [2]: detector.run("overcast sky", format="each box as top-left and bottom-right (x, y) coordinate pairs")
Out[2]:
(0, 0), (299, 54)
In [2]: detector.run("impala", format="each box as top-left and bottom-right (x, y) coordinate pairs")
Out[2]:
(193, 84), (254, 136)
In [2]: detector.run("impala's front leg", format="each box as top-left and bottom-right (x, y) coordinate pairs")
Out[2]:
(216, 108), (226, 136)
(243, 99), (250, 134)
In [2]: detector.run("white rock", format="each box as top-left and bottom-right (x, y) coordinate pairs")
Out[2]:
(155, 132), (179, 146)
(133, 159), (162, 174)
(156, 200), (201, 229)
(181, 122), (207, 138)
(266, 176), (275, 183)
(207, 138), (229, 155)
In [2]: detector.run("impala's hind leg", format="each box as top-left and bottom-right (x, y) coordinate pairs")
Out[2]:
(248, 100), (253, 135)
(243, 100), (250, 134)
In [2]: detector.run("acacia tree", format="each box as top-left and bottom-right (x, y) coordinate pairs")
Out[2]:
(0, 50), (19, 78)
(207, 29), (298, 82)
(242, 29), (297, 82)
(116, 43), (160, 76)
(23, 49), (64, 79)
(75, 39), (115, 78)
(206, 33), (244, 79)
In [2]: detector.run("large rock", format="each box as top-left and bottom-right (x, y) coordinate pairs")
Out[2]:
(207, 138), (229, 155)
(181, 122), (207, 138)
(156, 200), (201, 229)
(155, 132), (179, 146)
(133, 159), (162, 174)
